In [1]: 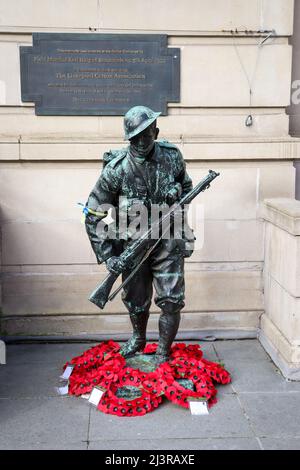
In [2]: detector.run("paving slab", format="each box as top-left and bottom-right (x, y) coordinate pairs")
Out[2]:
(0, 397), (90, 449)
(89, 394), (253, 441)
(6, 343), (97, 365)
(238, 392), (300, 438)
(213, 340), (272, 363)
(0, 440), (88, 450)
(88, 437), (261, 450)
(224, 359), (300, 393)
(260, 437), (300, 450)
(0, 362), (65, 398)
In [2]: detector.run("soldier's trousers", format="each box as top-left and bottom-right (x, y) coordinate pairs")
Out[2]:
(121, 239), (185, 314)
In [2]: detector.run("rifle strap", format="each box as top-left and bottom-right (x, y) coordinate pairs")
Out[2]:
(127, 151), (152, 196)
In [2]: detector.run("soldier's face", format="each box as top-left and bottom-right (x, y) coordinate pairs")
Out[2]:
(130, 122), (159, 156)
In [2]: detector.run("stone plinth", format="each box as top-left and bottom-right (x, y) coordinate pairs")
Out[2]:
(260, 198), (300, 379)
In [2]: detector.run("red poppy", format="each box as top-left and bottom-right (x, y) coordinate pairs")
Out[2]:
(143, 343), (158, 354)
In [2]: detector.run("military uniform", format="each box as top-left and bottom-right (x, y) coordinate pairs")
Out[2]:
(86, 139), (193, 308)
(85, 106), (194, 362)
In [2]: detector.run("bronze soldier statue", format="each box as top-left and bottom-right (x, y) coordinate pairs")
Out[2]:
(85, 105), (196, 364)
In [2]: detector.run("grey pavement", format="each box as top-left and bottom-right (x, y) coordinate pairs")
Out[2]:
(0, 339), (300, 450)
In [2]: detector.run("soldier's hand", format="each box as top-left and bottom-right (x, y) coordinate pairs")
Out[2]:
(106, 256), (125, 275)
(166, 183), (182, 206)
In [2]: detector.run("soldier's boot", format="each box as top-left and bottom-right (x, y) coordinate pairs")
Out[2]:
(155, 307), (181, 365)
(120, 311), (150, 358)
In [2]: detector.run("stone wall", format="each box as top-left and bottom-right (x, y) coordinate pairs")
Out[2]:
(0, 0), (298, 338)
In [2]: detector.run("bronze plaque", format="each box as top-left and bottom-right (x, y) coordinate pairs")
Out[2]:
(20, 33), (180, 115)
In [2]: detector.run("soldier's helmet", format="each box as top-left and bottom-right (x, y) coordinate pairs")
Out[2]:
(124, 105), (161, 140)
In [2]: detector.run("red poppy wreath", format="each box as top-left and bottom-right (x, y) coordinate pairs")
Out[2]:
(61, 340), (231, 416)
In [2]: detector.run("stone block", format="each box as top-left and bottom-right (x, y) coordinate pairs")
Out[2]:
(19, 141), (119, 160)
(0, 112), (100, 136)
(260, 215), (300, 377)
(261, 198), (300, 235)
(1, 267), (263, 316)
(258, 164), (295, 201)
(259, 321), (300, 380)
(263, 0), (294, 36)
(0, 140), (19, 160)
(98, 111), (290, 139)
(189, 166), (258, 220)
(264, 273), (300, 344)
(1, 221), (94, 265)
(260, 313), (300, 365)
(100, 0), (294, 36)
(0, 0), (98, 30)
(190, 220), (264, 262)
(0, 165), (101, 222)
(0, 307), (260, 336)
(180, 44), (292, 107)
(180, 311), (260, 331)
(1, 273), (104, 316)
(179, 138), (300, 161)
(1, 136), (300, 162)
(264, 222), (300, 297)
(0, 110), (290, 139)
(18, 139), (300, 162)
(185, 269), (263, 312)
(0, 42), (21, 105)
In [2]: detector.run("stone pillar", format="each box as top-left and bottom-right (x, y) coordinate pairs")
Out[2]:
(260, 198), (300, 379)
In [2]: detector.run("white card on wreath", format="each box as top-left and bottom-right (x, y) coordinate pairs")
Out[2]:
(188, 398), (209, 415)
(59, 364), (74, 381)
(88, 386), (106, 406)
(56, 384), (69, 395)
